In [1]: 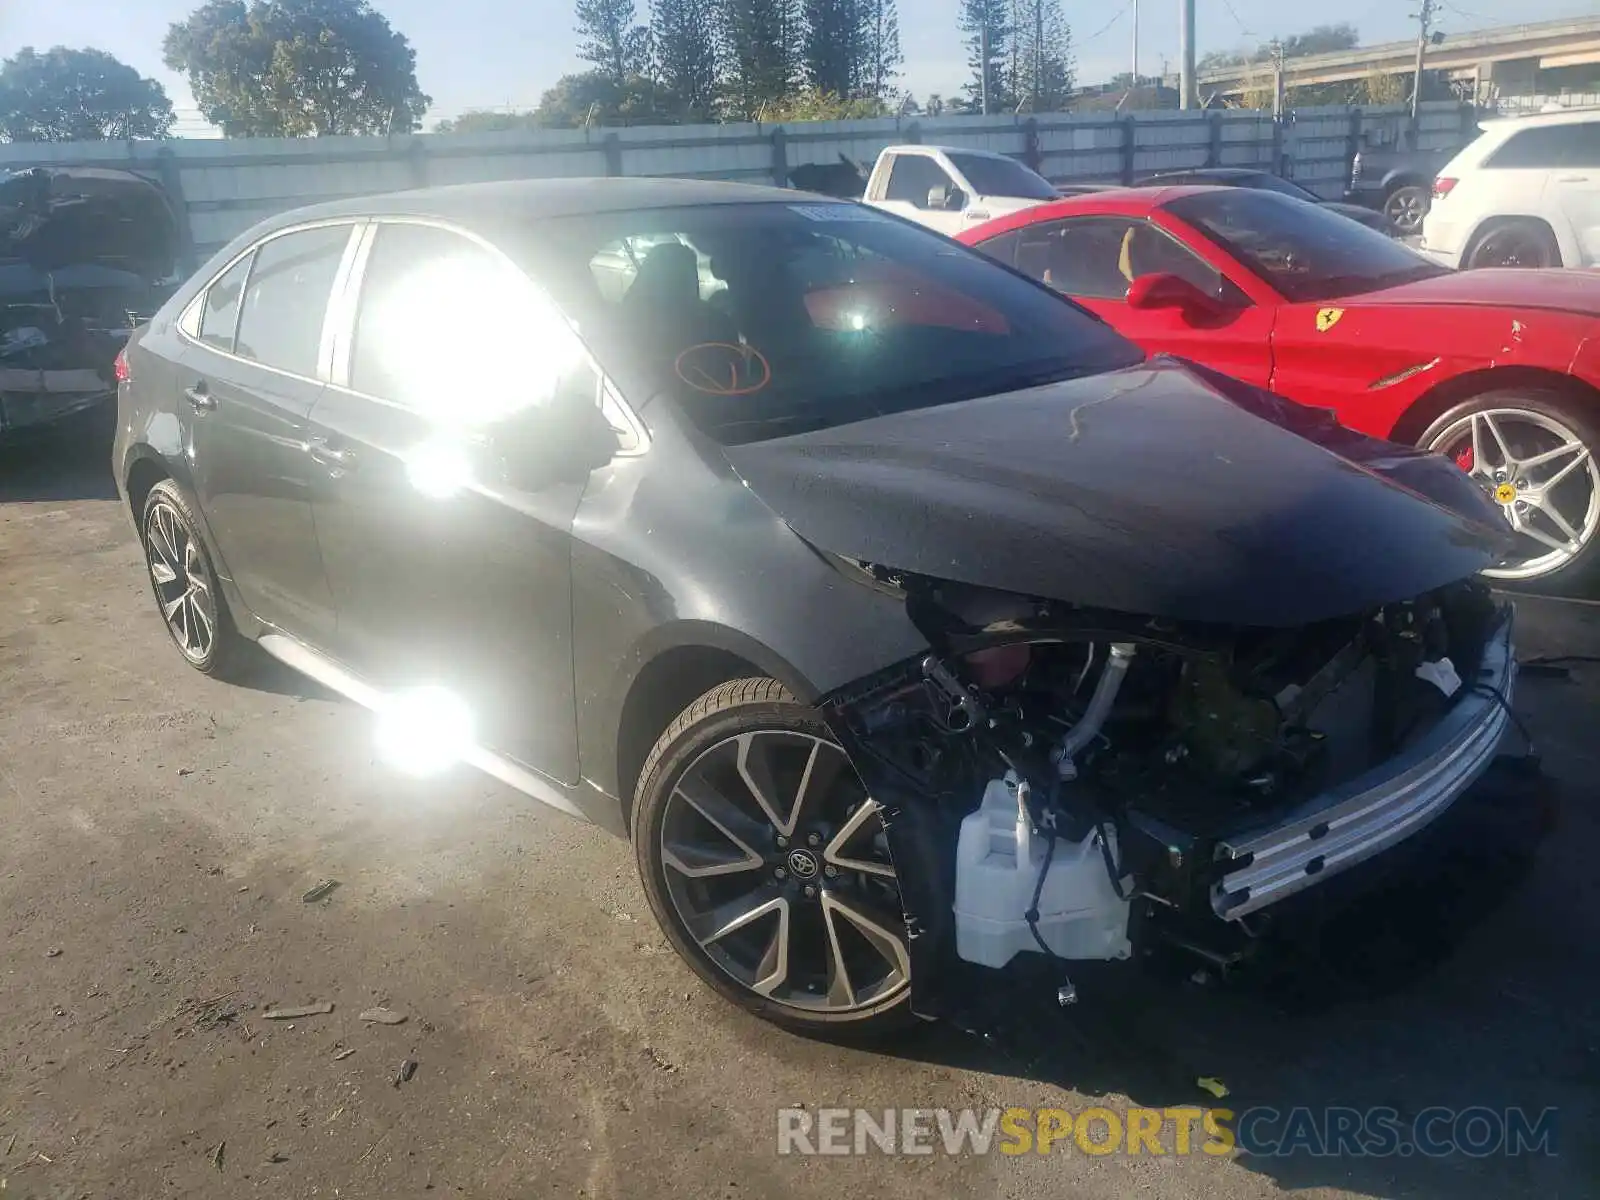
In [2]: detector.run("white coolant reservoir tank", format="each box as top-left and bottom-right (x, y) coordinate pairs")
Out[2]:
(953, 773), (1133, 969)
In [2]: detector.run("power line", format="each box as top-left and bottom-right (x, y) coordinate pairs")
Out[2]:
(1216, 0), (1253, 38)
(1077, 0), (1137, 46)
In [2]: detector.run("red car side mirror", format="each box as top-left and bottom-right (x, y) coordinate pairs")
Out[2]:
(1126, 272), (1222, 320)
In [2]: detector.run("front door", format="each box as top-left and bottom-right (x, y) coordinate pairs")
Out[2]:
(307, 220), (588, 783)
(872, 152), (966, 236)
(997, 215), (1275, 388)
(180, 223), (357, 645)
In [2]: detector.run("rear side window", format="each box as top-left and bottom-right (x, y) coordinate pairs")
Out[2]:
(1487, 123), (1600, 170)
(234, 225), (352, 376)
(198, 254), (251, 351)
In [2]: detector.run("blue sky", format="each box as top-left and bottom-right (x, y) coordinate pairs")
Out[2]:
(8, 0), (1596, 133)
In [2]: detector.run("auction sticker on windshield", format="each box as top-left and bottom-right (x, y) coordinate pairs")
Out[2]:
(788, 204), (888, 222)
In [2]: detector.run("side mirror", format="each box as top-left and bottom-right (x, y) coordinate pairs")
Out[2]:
(927, 185), (967, 211)
(496, 390), (622, 490)
(1126, 272), (1224, 320)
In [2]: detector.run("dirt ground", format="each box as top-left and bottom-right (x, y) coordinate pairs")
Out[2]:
(2, 430), (1597, 1200)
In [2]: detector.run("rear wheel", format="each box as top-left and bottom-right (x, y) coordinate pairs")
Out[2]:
(632, 678), (914, 1038)
(141, 480), (253, 678)
(1420, 389), (1600, 588)
(1382, 184), (1428, 235)
(1465, 220), (1561, 270)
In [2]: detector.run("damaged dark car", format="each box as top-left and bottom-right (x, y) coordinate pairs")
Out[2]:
(1, 166), (178, 441)
(115, 179), (1526, 1038)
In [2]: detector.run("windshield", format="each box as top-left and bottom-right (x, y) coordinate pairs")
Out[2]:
(512, 202), (1143, 444)
(1167, 189), (1449, 303)
(947, 153), (1060, 201)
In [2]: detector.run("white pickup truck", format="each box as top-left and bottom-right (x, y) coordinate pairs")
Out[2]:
(862, 145), (1061, 235)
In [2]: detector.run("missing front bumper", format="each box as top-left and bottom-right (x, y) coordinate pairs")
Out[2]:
(1211, 607), (1516, 920)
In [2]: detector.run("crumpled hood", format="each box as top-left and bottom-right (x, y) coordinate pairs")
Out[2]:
(723, 359), (1510, 628)
(0, 167), (178, 281)
(1360, 267), (1600, 316)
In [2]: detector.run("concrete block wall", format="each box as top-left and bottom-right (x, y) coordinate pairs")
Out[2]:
(0, 100), (1475, 270)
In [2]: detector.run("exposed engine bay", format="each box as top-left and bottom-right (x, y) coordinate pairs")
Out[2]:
(0, 167), (178, 436)
(821, 564), (1513, 1013)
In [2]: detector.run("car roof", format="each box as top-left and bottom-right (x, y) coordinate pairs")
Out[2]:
(1480, 106), (1600, 130)
(258, 176), (818, 231)
(955, 183), (1288, 242)
(1143, 167), (1262, 180)
(912, 145), (1015, 161)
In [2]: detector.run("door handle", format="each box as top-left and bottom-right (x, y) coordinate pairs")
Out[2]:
(1556, 176), (1590, 184)
(305, 437), (355, 469)
(183, 384), (215, 411)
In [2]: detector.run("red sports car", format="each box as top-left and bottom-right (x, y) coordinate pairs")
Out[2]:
(957, 185), (1600, 587)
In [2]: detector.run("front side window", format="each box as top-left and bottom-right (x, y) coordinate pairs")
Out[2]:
(198, 254), (251, 352)
(350, 221), (595, 427)
(234, 225), (352, 376)
(497, 201), (1143, 445)
(947, 153), (1059, 201)
(1167, 189), (1448, 303)
(885, 155), (956, 208)
(993, 215), (1234, 302)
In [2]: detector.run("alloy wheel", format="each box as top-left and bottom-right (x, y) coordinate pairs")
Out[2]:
(144, 499), (217, 663)
(1382, 187), (1427, 235)
(1470, 228), (1553, 269)
(658, 729), (909, 1017)
(1428, 407), (1600, 581)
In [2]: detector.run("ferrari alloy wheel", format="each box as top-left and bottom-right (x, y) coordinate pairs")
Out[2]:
(1382, 185), (1428, 235)
(1422, 390), (1600, 586)
(140, 480), (250, 677)
(633, 678), (913, 1037)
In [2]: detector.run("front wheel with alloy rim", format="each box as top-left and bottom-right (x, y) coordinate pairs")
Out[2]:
(141, 480), (252, 678)
(632, 678), (915, 1038)
(1419, 389), (1600, 588)
(1382, 184), (1428, 235)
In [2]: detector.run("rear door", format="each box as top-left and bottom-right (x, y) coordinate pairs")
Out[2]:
(1549, 120), (1600, 267)
(987, 215), (1274, 388)
(177, 222), (358, 644)
(306, 219), (593, 784)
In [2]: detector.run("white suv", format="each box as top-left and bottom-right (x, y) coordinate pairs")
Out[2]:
(1420, 107), (1600, 270)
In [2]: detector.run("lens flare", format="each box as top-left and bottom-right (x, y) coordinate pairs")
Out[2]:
(373, 686), (476, 777)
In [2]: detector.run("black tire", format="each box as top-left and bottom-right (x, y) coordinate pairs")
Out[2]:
(1382, 183), (1428, 235)
(1465, 219), (1561, 270)
(632, 678), (916, 1039)
(140, 479), (254, 679)
(1418, 388), (1600, 591)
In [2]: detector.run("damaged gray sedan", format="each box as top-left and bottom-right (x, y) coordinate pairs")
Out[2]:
(115, 180), (1526, 1038)
(1, 166), (177, 440)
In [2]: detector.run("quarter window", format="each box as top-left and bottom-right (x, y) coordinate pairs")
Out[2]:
(1487, 123), (1600, 170)
(198, 254), (251, 352)
(234, 225), (352, 376)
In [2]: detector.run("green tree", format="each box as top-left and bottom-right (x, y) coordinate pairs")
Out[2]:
(1280, 23), (1359, 58)
(530, 70), (676, 127)
(719, 0), (800, 120)
(651, 0), (720, 118)
(860, 0), (903, 103)
(802, 0), (857, 98)
(432, 109), (542, 134)
(576, 0), (652, 83)
(0, 46), (175, 141)
(1009, 0), (1072, 112)
(958, 0), (1012, 113)
(765, 85), (887, 121)
(923, 92), (946, 117)
(164, 0), (430, 136)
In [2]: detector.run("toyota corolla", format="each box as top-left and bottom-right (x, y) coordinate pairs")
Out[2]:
(115, 179), (1525, 1037)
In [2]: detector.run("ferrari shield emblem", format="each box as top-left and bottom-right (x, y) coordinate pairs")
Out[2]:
(1315, 307), (1345, 332)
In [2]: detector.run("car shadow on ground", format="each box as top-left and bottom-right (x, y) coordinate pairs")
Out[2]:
(0, 413), (119, 503)
(876, 625), (1600, 1198)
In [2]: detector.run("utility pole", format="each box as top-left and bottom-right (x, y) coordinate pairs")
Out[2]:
(1178, 0), (1196, 109)
(1271, 38), (1285, 120)
(1131, 0), (1139, 89)
(1410, 0), (1435, 121)
(980, 22), (991, 114)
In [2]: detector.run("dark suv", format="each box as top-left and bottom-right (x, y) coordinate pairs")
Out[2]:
(115, 178), (1521, 1037)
